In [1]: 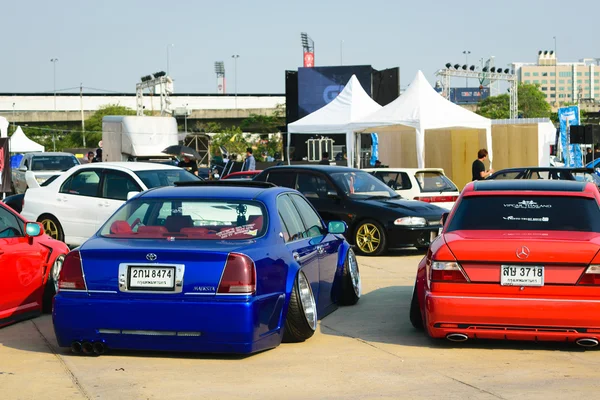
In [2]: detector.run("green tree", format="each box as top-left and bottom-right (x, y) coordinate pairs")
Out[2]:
(476, 94), (510, 119)
(476, 83), (552, 119)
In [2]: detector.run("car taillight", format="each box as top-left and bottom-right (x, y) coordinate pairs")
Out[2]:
(414, 196), (458, 203)
(57, 250), (87, 291)
(577, 265), (600, 285)
(430, 261), (469, 283)
(217, 253), (256, 294)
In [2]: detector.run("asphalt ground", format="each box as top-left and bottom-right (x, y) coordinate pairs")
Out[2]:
(1, 250), (600, 400)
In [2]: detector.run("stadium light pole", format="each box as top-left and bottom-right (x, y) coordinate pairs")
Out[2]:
(462, 51), (470, 87)
(50, 58), (58, 110)
(232, 55), (239, 110)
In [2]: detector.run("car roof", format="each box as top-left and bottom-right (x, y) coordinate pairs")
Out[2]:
(263, 165), (358, 173)
(29, 152), (75, 157)
(363, 168), (445, 173)
(470, 180), (588, 192)
(138, 184), (291, 200)
(75, 162), (182, 172)
(495, 166), (593, 172)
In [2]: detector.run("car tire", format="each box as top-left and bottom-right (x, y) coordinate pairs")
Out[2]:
(38, 214), (64, 242)
(42, 254), (65, 313)
(282, 271), (317, 343)
(340, 249), (361, 305)
(409, 282), (424, 330)
(354, 219), (387, 256)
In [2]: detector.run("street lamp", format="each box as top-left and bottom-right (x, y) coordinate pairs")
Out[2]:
(462, 51), (471, 86)
(184, 103), (189, 133)
(231, 55), (239, 110)
(167, 44), (175, 76)
(554, 36), (558, 107)
(50, 58), (58, 110)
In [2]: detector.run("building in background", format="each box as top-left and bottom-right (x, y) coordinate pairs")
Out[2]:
(513, 52), (600, 107)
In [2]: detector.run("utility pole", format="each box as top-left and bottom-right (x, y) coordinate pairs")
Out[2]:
(231, 55), (239, 111)
(50, 58), (58, 110)
(80, 83), (86, 147)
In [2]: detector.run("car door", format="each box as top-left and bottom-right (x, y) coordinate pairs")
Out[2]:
(0, 206), (48, 323)
(56, 168), (103, 244)
(289, 193), (342, 314)
(97, 169), (143, 230)
(277, 194), (320, 308)
(294, 171), (346, 226)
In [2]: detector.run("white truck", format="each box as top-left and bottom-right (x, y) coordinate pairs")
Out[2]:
(11, 152), (80, 194)
(102, 116), (179, 163)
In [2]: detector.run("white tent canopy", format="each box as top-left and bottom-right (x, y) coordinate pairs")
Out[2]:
(0, 116), (8, 138)
(356, 70), (492, 168)
(9, 126), (45, 153)
(287, 74), (382, 166)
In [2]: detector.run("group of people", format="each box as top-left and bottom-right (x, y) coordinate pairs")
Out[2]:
(85, 149), (102, 163)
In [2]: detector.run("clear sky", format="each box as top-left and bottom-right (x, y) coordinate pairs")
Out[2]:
(2, 0), (598, 94)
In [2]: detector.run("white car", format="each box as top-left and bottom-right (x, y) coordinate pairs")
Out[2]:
(21, 162), (199, 247)
(364, 168), (460, 210)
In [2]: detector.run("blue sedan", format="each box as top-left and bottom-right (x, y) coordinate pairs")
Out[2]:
(52, 182), (361, 355)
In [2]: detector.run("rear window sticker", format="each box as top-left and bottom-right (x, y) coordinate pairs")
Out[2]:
(503, 216), (549, 222)
(503, 200), (552, 209)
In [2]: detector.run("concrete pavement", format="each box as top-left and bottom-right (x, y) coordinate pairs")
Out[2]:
(2, 251), (600, 399)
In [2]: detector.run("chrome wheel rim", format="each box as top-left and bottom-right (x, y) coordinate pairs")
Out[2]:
(52, 255), (65, 292)
(356, 223), (381, 254)
(348, 250), (361, 298)
(41, 219), (60, 240)
(297, 271), (317, 331)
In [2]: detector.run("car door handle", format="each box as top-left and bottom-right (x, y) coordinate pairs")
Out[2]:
(292, 252), (300, 261)
(317, 245), (325, 254)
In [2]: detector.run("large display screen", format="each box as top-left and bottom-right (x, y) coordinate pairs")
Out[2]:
(297, 66), (372, 118)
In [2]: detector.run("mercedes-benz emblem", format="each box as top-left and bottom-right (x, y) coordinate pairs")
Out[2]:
(146, 253), (157, 261)
(516, 246), (530, 259)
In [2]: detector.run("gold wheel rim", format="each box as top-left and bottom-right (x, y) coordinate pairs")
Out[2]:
(41, 219), (59, 240)
(356, 223), (381, 254)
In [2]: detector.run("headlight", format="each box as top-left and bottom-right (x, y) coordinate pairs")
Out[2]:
(394, 216), (426, 226)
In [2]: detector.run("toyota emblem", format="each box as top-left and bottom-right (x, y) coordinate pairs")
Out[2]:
(146, 253), (157, 261)
(516, 246), (530, 260)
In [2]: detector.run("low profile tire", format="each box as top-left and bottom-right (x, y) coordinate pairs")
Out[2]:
(38, 215), (64, 242)
(282, 271), (317, 343)
(354, 219), (387, 256)
(42, 254), (65, 313)
(409, 282), (424, 330)
(340, 249), (361, 305)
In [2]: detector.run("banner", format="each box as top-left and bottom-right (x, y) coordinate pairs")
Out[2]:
(370, 133), (379, 166)
(0, 138), (11, 193)
(558, 106), (583, 167)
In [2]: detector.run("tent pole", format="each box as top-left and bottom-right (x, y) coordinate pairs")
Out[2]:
(286, 132), (291, 165)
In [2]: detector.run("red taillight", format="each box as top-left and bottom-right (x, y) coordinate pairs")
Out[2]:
(430, 261), (469, 283)
(58, 250), (87, 291)
(414, 196), (458, 203)
(577, 265), (600, 285)
(217, 253), (256, 294)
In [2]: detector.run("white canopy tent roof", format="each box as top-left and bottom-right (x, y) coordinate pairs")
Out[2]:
(9, 126), (45, 153)
(287, 75), (382, 166)
(356, 70), (493, 168)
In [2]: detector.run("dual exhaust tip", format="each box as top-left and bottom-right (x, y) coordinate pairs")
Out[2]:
(445, 333), (600, 348)
(71, 341), (107, 355)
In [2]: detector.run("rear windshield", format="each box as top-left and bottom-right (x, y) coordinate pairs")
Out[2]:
(100, 199), (267, 240)
(31, 155), (79, 171)
(135, 169), (200, 188)
(415, 171), (458, 192)
(447, 195), (600, 232)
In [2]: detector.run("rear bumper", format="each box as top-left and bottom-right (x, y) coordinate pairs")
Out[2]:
(52, 292), (286, 354)
(425, 292), (600, 341)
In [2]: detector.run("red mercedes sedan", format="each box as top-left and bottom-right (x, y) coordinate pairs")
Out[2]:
(410, 179), (600, 347)
(0, 202), (69, 328)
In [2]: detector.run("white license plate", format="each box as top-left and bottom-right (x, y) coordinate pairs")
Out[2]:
(501, 265), (544, 287)
(128, 266), (176, 290)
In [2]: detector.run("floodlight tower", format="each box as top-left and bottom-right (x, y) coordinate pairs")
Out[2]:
(300, 32), (315, 67)
(215, 61), (225, 94)
(135, 71), (173, 116)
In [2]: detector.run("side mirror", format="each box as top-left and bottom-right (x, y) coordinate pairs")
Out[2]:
(328, 221), (347, 234)
(441, 212), (449, 226)
(127, 191), (140, 201)
(19, 166), (28, 172)
(25, 222), (43, 238)
(326, 190), (340, 199)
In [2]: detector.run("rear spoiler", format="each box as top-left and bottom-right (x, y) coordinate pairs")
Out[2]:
(25, 171), (40, 189)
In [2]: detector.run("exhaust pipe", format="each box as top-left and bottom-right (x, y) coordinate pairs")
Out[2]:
(92, 342), (107, 355)
(71, 341), (82, 354)
(446, 333), (469, 342)
(81, 341), (94, 355)
(576, 338), (599, 348)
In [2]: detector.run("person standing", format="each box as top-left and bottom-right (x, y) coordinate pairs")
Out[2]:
(243, 147), (256, 171)
(86, 151), (94, 164)
(319, 152), (330, 165)
(472, 149), (494, 181)
(92, 148), (102, 163)
(178, 155), (199, 176)
(586, 147), (594, 164)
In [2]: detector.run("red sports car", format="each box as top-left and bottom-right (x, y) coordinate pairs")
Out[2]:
(221, 170), (262, 180)
(0, 202), (69, 328)
(411, 179), (600, 347)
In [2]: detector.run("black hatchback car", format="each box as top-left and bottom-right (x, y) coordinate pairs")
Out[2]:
(254, 165), (446, 255)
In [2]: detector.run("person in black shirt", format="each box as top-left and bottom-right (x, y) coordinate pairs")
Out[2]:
(472, 148), (493, 181)
(586, 147), (594, 164)
(319, 152), (330, 165)
(178, 155), (199, 176)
